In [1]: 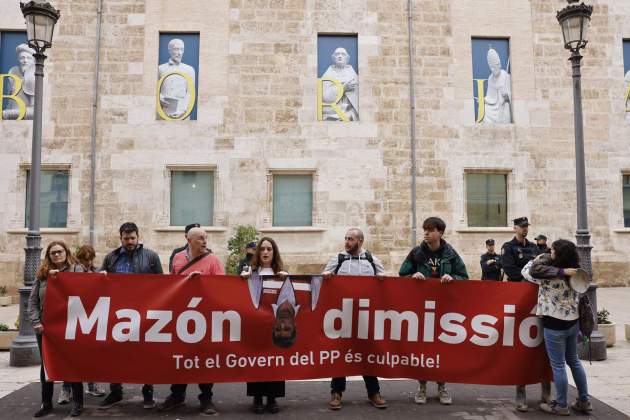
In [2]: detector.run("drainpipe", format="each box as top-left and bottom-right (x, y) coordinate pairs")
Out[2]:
(407, 0), (417, 247)
(89, 0), (103, 245)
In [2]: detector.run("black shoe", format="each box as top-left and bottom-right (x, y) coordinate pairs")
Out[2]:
(33, 403), (52, 417)
(98, 392), (122, 410)
(267, 397), (280, 414)
(200, 399), (217, 415)
(253, 396), (265, 414)
(70, 402), (83, 417)
(158, 394), (185, 412)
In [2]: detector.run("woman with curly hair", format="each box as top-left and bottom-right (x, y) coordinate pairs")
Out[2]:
(523, 239), (592, 416)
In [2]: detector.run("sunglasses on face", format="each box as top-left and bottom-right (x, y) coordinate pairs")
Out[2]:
(49, 250), (65, 256)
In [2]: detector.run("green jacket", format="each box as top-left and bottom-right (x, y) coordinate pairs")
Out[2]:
(399, 240), (469, 280)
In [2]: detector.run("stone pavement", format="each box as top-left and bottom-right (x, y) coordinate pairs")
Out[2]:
(0, 380), (628, 419)
(0, 287), (629, 418)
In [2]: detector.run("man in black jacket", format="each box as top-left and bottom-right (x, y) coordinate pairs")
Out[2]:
(480, 239), (502, 280)
(99, 222), (163, 411)
(500, 217), (550, 411)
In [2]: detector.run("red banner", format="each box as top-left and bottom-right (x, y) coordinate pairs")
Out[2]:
(43, 273), (551, 385)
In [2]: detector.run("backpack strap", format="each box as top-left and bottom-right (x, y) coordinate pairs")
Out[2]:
(333, 252), (377, 275)
(364, 250), (377, 275)
(333, 253), (350, 274)
(176, 252), (211, 275)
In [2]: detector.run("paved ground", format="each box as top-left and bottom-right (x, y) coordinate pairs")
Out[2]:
(1, 380), (628, 419)
(1, 287), (629, 419)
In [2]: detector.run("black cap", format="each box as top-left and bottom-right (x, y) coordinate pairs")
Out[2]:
(513, 217), (530, 227)
(246, 241), (257, 249)
(485, 239), (495, 245)
(184, 223), (201, 233)
(535, 234), (547, 241)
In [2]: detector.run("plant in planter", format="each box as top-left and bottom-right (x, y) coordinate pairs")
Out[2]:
(597, 308), (616, 347)
(0, 286), (11, 306)
(0, 322), (18, 350)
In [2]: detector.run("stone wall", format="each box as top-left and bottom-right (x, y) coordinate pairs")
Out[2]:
(0, 0), (629, 295)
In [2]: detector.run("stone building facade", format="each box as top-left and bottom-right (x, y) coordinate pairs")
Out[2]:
(0, 0), (629, 294)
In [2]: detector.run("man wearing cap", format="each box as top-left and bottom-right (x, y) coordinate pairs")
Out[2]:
(500, 217), (538, 282)
(168, 223), (201, 272)
(500, 217), (550, 411)
(535, 234), (550, 255)
(237, 241), (257, 275)
(480, 239), (502, 281)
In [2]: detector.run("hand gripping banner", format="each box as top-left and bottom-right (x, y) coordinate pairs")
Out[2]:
(43, 273), (551, 385)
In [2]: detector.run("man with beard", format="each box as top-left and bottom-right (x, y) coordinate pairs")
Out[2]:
(501, 217), (551, 412)
(321, 228), (387, 410)
(99, 222), (163, 410)
(399, 217), (468, 406)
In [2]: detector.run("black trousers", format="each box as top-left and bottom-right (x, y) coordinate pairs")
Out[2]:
(331, 376), (380, 397)
(170, 383), (213, 402)
(247, 381), (285, 398)
(110, 383), (153, 399)
(36, 334), (83, 405)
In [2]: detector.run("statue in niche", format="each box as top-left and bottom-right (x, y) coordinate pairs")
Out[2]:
(157, 38), (196, 120)
(481, 47), (512, 125)
(321, 47), (359, 121)
(625, 70), (630, 123)
(2, 43), (35, 120)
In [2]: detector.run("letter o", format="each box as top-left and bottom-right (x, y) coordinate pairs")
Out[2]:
(518, 316), (543, 348)
(176, 310), (207, 343)
(156, 71), (196, 121)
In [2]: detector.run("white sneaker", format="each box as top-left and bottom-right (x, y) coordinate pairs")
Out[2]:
(414, 384), (427, 404)
(438, 387), (452, 405)
(57, 388), (71, 405)
(515, 385), (527, 412)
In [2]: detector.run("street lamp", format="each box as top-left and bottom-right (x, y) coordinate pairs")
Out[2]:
(10, 0), (60, 367)
(556, 0), (607, 361)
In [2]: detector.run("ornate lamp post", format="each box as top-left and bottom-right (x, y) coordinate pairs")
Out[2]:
(556, 0), (606, 361)
(10, 0), (60, 367)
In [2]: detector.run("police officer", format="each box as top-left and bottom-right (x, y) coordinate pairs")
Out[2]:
(480, 239), (502, 280)
(500, 217), (538, 282)
(501, 217), (551, 411)
(534, 234), (550, 255)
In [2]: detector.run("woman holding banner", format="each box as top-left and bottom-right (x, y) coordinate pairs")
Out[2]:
(522, 239), (592, 416)
(240, 237), (289, 414)
(27, 241), (84, 417)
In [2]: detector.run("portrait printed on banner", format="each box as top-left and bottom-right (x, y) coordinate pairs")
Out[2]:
(156, 33), (200, 121)
(248, 274), (322, 349)
(317, 35), (359, 122)
(623, 40), (630, 123)
(472, 38), (512, 125)
(0, 31), (34, 121)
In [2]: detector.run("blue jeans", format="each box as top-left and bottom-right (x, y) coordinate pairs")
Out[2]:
(543, 323), (589, 407)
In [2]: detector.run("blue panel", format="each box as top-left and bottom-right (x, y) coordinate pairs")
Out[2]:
(1, 31), (28, 112)
(471, 38), (511, 123)
(317, 35), (358, 78)
(624, 40), (630, 74)
(158, 33), (200, 120)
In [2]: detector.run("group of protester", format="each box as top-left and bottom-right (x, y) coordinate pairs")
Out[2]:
(27, 217), (592, 417)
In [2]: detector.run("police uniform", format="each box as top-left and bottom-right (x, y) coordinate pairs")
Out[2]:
(501, 218), (539, 282)
(480, 240), (502, 281)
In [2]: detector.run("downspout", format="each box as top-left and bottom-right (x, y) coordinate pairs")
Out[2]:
(407, 0), (417, 246)
(89, 0), (103, 245)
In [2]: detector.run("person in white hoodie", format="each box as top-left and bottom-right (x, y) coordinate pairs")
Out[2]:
(321, 228), (387, 411)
